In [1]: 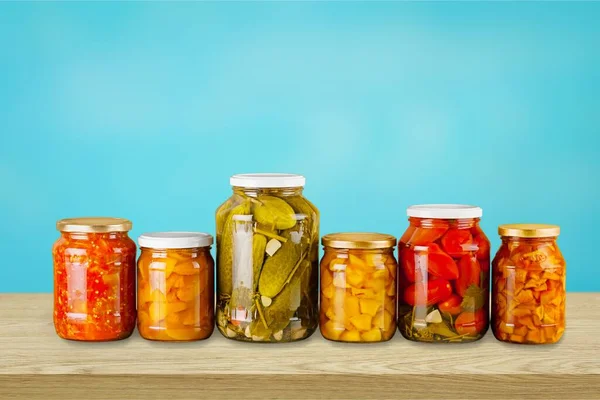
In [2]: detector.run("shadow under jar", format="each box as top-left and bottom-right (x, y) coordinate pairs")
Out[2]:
(137, 232), (214, 341)
(397, 205), (490, 343)
(492, 224), (565, 344)
(52, 217), (137, 341)
(215, 173), (319, 342)
(320, 233), (397, 343)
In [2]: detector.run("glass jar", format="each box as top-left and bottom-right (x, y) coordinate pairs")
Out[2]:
(137, 232), (214, 341)
(215, 173), (319, 342)
(492, 224), (565, 344)
(52, 217), (136, 341)
(320, 233), (397, 343)
(397, 205), (490, 343)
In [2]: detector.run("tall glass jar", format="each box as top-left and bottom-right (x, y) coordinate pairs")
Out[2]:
(137, 232), (214, 341)
(52, 217), (136, 341)
(320, 233), (397, 343)
(492, 224), (565, 344)
(215, 173), (319, 342)
(397, 205), (490, 343)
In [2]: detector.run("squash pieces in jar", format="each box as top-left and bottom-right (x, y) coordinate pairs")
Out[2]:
(137, 248), (214, 341)
(319, 235), (397, 343)
(492, 232), (566, 345)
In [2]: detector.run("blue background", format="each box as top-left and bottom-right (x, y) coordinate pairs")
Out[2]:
(0, 2), (598, 292)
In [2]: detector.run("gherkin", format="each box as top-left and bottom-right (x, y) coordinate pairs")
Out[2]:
(216, 188), (319, 342)
(216, 200), (251, 295)
(253, 195), (297, 230)
(258, 229), (302, 299)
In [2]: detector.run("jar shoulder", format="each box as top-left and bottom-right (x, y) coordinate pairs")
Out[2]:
(493, 240), (565, 269)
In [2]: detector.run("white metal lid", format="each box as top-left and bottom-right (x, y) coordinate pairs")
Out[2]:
(230, 173), (305, 188)
(138, 232), (213, 249)
(407, 204), (483, 219)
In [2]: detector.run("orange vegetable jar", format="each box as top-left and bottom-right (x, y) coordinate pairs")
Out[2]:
(492, 224), (565, 344)
(397, 205), (490, 343)
(320, 233), (397, 343)
(137, 232), (214, 341)
(53, 218), (137, 341)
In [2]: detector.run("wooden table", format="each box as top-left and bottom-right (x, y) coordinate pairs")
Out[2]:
(1, 293), (598, 399)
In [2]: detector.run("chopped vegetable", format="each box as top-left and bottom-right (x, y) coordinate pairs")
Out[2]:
(320, 248), (397, 342)
(398, 217), (490, 343)
(53, 232), (136, 341)
(492, 236), (566, 344)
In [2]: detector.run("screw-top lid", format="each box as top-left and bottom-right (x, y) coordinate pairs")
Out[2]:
(322, 232), (397, 249)
(407, 204), (482, 219)
(230, 173), (305, 188)
(498, 224), (560, 238)
(138, 232), (214, 249)
(56, 217), (132, 233)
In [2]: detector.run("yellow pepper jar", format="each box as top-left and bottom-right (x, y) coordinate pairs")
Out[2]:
(320, 233), (397, 342)
(137, 232), (214, 341)
(492, 224), (566, 344)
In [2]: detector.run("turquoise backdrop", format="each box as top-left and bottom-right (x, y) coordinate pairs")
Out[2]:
(0, 2), (598, 292)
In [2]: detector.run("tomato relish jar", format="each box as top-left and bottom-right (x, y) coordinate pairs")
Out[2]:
(397, 205), (490, 343)
(320, 233), (397, 343)
(137, 232), (215, 341)
(492, 224), (565, 344)
(53, 218), (137, 341)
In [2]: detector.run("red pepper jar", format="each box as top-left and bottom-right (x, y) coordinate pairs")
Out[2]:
(397, 205), (490, 343)
(53, 217), (137, 341)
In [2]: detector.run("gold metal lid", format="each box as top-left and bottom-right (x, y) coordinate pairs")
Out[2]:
(322, 232), (397, 249)
(56, 217), (132, 233)
(498, 224), (560, 238)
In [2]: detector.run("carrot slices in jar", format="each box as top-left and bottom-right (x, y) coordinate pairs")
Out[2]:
(492, 224), (565, 344)
(137, 232), (215, 342)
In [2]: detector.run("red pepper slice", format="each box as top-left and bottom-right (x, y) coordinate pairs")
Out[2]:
(455, 309), (486, 335)
(456, 254), (481, 297)
(440, 229), (473, 257)
(472, 234), (490, 261)
(399, 247), (418, 283)
(398, 226), (416, 245)
(399, 244), (458, 282)
(438, 294), (462, 315)
(408, 227), (448, 246)
(427, 243), (459, 280)
(403, 279), (453, 307)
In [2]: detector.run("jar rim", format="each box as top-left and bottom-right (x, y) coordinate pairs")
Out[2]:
(407, 204), (482, 219)
(498, 224), (560, 238)
(230, 173), (305, 188)
(56, 217), (132, 233)
(322, 232), (396, 249)
(138, 232), (213, 249)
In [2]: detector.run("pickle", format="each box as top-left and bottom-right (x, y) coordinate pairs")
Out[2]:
(253, 195), (296, 230)
(217, 200), (251, 295)
(285, 196), (320, 268)
(249, 256), (309, 338)
(230, 286), (253, 309)
(252, 234), (267, 287)
(258, 229), (302, 298)
(265, 273), (302, 333)
(216, 191), (319, 342)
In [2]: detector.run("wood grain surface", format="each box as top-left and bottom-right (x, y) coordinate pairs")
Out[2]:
(0, 293), (599, 399)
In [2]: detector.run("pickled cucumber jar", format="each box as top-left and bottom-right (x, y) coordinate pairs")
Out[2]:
(215, 173), (319, 342)
(397, 205), (490, 343)
(492, 224), (565, 344)
(137, 232), (214, 341)
(53, 217), (137, 341)
(320, 233), (397, 343)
